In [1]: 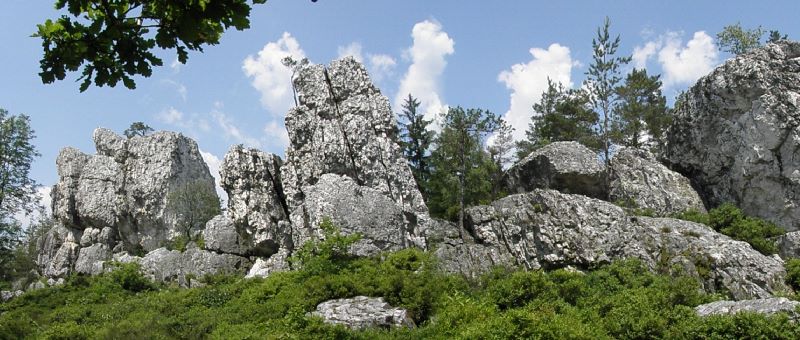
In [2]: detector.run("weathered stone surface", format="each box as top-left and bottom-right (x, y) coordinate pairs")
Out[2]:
(41, 128), (218, 279)
(311, 296), (414, 330)
(453, 189), (787, 299)
(695, 298), (800, 319)
(1, 290), (23, 302)
(140, 247), (251, 286)
(221, 145), (290, 256)
(202, 216), (249, 256)
(296, 174), (416, 256)
(666, 41), (800, 231)
(246, 249), (291, 279)
(777, 231), (800, 260)
(609, 147), (706, 216)
(281, 57), (428, 244)
(505, 141), (606, 198)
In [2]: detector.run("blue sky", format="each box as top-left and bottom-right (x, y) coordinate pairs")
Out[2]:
(1, 0), (798, 213)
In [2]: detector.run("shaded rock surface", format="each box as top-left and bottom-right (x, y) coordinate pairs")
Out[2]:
(777, 231), (800, 260)
(138, 247), (251, 287)
(609, 147), (706, 216)
(310, 296), (414, 330)
(695, 298), (800, 319)
(666, 41), (800, 231)
(505, 141), (606, 199)
(438, 189), (787, 300)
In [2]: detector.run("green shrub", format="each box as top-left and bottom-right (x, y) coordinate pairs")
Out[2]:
(785, 258), (800, 291)
(674, 203), (784, 255)
(106, 262), (157, 293)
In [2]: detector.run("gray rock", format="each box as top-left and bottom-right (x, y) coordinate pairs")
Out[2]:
(202, 215), (249, 256)
(777, 231), (800, 259)
(505, 141), (606, 199)
(311, 296), (414, 330)
(140, 247), (251, 286)
(220, 145), (290, 256)
(295, 174), (417, 256)
(666, 41), (800, 231)
(281, 57), (428, 238)
(41, 128), (218, 279)
(454, 189), (787, 299)
(246, 249), (291, 279)
(609, 147), (706, 216)
(695, 298), (800, 319)
(1, 290), (23, 302)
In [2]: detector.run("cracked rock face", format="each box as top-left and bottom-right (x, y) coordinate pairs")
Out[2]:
(311, 296), (414, 330)
(609, 147), (706, 216)
(41, 128), (218, 278)
(666, 41), (800, 230)
(281, 57), (429, 250)
(440, 189), (788, 300)
(695, 298), (800, 319)
(505, 141), (606, 199)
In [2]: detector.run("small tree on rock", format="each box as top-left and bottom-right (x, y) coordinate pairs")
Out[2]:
(717, 23), (764, 55)
(123, 122), (154, 138)
(166, 180), (221, 244)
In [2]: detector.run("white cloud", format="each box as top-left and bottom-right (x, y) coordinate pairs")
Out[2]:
(337, 42), (364, 63)
(243, 32), (306, 116)
(200, 150), (227, 207)
(212, 111), (263, 148)
(155, 107), (211, 136)
(368, 54), (397, 83)
(497, 43), (575, 141)
(633, 31), (719, 87)
(632, 41), (658, 70)
(161, 79), (187, 102)
(264, 120), (290, 151)
(395, 20), (455, 125)
(658, 31), (718, 87)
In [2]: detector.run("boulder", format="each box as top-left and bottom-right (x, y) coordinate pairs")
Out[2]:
(139, 247), (251, 287)
(281, 57), (428, 247)
(609, 147), (706, 216)
(246, 249), (291, 279)
(202, 216), (250, 256)
(776, 231), (800, 260)
(310, 296), (414, 330)
(666, 41), (800, 231)
(36, 224), (82, 278)
(505, 141), (605, 199)
(74, 243), (112, 275)
(452, 189), (787, 300)
(220, 145), (291, 256)
(695, 298), (800, 319)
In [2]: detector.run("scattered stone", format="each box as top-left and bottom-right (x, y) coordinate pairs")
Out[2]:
(609, 147), (706, 216)
(505, 141), (606, 199)
(1, 290), (23, 302)
(310, 296), (414, 330)
(666, 41), (800, 231)
(695, 298), (800, 319)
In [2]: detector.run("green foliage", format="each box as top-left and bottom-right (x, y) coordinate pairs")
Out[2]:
(673, 203), (785, 255)
(585, 17), (631, 166)
(123, 121), (154, 138)
(165, 179), (221, 243)
(612, 68), (670, 151)
(166, 235), (189, 252)
(289, 217), (362, 276)
(516, 79), (600, 159)
(397, 94), (435, 199)
(717, 22), (764, 55)
(427, 106), (501, 224)
(767, 30), (789, 43)
(3, 247), (800, 338)
(35, 0), (270, 91)
(785, 258), (800, 291)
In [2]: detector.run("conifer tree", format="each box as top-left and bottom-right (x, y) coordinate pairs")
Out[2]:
(397, 94), (434, 197)
(612, 68), (670, 150)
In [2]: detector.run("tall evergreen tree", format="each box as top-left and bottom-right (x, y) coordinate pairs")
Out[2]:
(585, 17), (631, 166)
(487, 120), (514, 198)
(516, 79), (600, 160)
(427, 107), (500, 237)
(397, 94), (434, 197)
(612, 68), (670, 150)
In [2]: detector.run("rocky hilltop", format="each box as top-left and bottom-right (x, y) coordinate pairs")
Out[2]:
(667, 40), (800, 231)
(32, 51), (796, 300)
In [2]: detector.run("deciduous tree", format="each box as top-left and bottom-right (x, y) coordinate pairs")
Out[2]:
(717, 23), (764, 55)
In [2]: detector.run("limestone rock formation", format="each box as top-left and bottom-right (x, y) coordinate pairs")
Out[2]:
(695, 298), (800, 319)
(40, 128), (218, 278)
(281, 57), (428, 250)
(443, 189), (787, 299)
(609, 147), (706, 216)
(505, 141), (606, 199)
(137, 247), (252, 287)
(310, 296), (414, 330)
(776, 231), (800, 259)
(666, 41), (800, 230)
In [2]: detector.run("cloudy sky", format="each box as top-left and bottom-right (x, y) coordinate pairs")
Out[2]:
(1, 0), (798, 219)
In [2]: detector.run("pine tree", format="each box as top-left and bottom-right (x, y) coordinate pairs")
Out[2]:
(585, 17), (631, 166)
(516, 79), (600, 160)
(397, 94), (434, 197)
(427, 107), (500, 237)
(488, 120), (514, 198)
(612, 68), (670, 150)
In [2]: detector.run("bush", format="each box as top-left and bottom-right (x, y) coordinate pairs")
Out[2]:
(674, 203), (784, 255)
(785, 258), (800, 291)
(106, 262), (157, 293)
